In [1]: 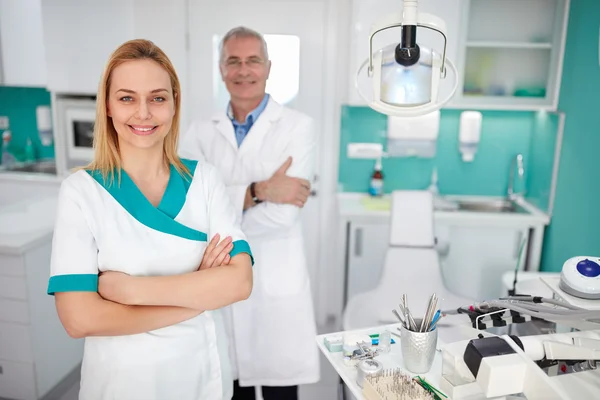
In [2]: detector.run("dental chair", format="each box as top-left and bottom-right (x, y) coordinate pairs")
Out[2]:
(342, 190), (473, 330)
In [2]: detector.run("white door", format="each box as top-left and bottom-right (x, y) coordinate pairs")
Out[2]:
(187, 0), (326, 313)
(346, 221), (390, 303)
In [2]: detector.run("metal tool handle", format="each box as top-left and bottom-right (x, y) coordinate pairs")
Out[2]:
(514, 230), (525, 259)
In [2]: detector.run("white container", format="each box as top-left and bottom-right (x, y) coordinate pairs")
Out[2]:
(36, 105), (53, 146)
(459, 111), (483, 162)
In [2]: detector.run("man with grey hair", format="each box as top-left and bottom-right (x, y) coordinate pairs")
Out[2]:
(180, 26), (320, 399)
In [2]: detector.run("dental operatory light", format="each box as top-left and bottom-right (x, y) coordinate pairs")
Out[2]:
(356, 0), (458, 117)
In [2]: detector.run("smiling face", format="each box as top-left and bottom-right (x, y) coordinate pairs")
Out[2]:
(107, 59), (175, 152)
(220, 36), (271, 104)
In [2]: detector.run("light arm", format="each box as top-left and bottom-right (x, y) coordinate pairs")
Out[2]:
(49, 180), (201, 338)
(55, 292), (201, 338)
(113, 165), (254, 310)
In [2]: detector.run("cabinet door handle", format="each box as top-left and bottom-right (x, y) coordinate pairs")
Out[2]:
(354, 227), (363, 257)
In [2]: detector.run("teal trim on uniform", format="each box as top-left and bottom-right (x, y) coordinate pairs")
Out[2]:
(180, 159), (198, 194)
(47, 274), (98, 295)
(87, 162), (207, 242)
(157, 165), (184, 218)
(158, 160), (197, 218)
(231, 240), (254, 266)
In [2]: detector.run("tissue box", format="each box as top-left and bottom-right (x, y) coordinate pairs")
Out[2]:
(386, 111), (440, 158)
(324, 335), (343, 352)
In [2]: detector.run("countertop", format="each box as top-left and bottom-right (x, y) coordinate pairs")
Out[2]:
(319, 273), (600, 400)
(317, 321), (498, 400)
(0, 195), (58, 255)
(0, 169), (64, 184)
(337, 192), (551, 227)
(0, 171), (63, 255)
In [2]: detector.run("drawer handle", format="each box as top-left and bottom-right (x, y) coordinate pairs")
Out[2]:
(354, 228), (363, 257)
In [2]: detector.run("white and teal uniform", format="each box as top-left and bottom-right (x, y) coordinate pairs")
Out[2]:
(47, 159), (252, 400)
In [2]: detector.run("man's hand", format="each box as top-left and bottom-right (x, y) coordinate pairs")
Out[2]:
(199, 234), (233, 270)
(98, 271), (134, 304)
(256, 157), (311, 207)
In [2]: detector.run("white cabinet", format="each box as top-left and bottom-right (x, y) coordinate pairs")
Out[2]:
(41, 0), (187, 98)
(347, 0), (465, 105)
(346, 0), (569, 111)
(41, 0), (134, 94)
(0, 0), (47, 87)
(345, 221), (390, 302)
(0, 241), (83, 400)
(450, 0), (569, 111)
(436, 224), (530, 301)
(343, 218), (531, 307)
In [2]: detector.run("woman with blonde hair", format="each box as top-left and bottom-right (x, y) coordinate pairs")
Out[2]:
(47, 39), (253, 400)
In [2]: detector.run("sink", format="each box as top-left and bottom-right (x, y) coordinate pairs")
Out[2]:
(3, 160), (57, 175)
(454, 199), (529, 214)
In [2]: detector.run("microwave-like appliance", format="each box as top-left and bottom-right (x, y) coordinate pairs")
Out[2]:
(65, 107), (95, 160)
(54, 96), (96, 174)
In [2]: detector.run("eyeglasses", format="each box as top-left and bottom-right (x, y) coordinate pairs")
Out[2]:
(223, 57), (266, 70)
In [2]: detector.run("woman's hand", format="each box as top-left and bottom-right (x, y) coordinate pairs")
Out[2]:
(199, 234), (233, 270)
(98, 271), (134, 305)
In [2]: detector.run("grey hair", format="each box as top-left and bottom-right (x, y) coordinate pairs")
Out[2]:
(219, 26), (269, 64)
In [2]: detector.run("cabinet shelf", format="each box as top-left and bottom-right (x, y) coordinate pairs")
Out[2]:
(347, 0), (568, 111)
(449, 0), (568, 111)
(466, 41), (552, 50)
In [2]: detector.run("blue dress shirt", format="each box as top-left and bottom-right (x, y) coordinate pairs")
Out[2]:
(227, 94), (270, 147)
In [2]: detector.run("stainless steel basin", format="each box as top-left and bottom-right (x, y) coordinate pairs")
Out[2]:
(455, 199), (529, 214)
(4, 160), (57, 175)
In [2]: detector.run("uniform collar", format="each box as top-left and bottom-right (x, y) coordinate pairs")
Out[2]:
(226, 93), (270, 125)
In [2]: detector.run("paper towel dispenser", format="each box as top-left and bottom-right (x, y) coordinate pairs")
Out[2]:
(386, 111), (440, 158)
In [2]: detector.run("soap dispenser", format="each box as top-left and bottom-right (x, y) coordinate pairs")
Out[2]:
(459, 111), (483, 162)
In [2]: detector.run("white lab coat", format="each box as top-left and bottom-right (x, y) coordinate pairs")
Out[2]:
(48, 161), (252, 400)
(180, 98), (320, 387)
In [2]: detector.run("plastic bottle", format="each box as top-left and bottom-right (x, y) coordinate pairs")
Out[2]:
(36, 106), (53, 146)
(378, 330), (391, 353)
(368, 157), (384, 197)
(1, 130), (17, 167)
(427, 167), (439, 195)
(24, 138), (36, 162)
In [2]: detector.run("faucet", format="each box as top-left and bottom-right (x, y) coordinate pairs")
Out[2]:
(507, 154), (525, 201)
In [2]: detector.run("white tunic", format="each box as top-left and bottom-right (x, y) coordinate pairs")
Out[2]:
(47, 160), (252, 400)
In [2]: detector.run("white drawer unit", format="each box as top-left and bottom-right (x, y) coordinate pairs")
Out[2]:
(0, 254), (26, 277)
(0, 299), (30, 324)
(0, 276), (28, 300)
(0, 359), (37, 400)
(0, 220), (83, 399)
(0, 321), (34, 363)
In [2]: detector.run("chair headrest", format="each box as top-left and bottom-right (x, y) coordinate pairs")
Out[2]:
(390, 190), (434, 248)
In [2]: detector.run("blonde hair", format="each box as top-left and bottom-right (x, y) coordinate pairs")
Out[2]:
(86, 39), (189, 184)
